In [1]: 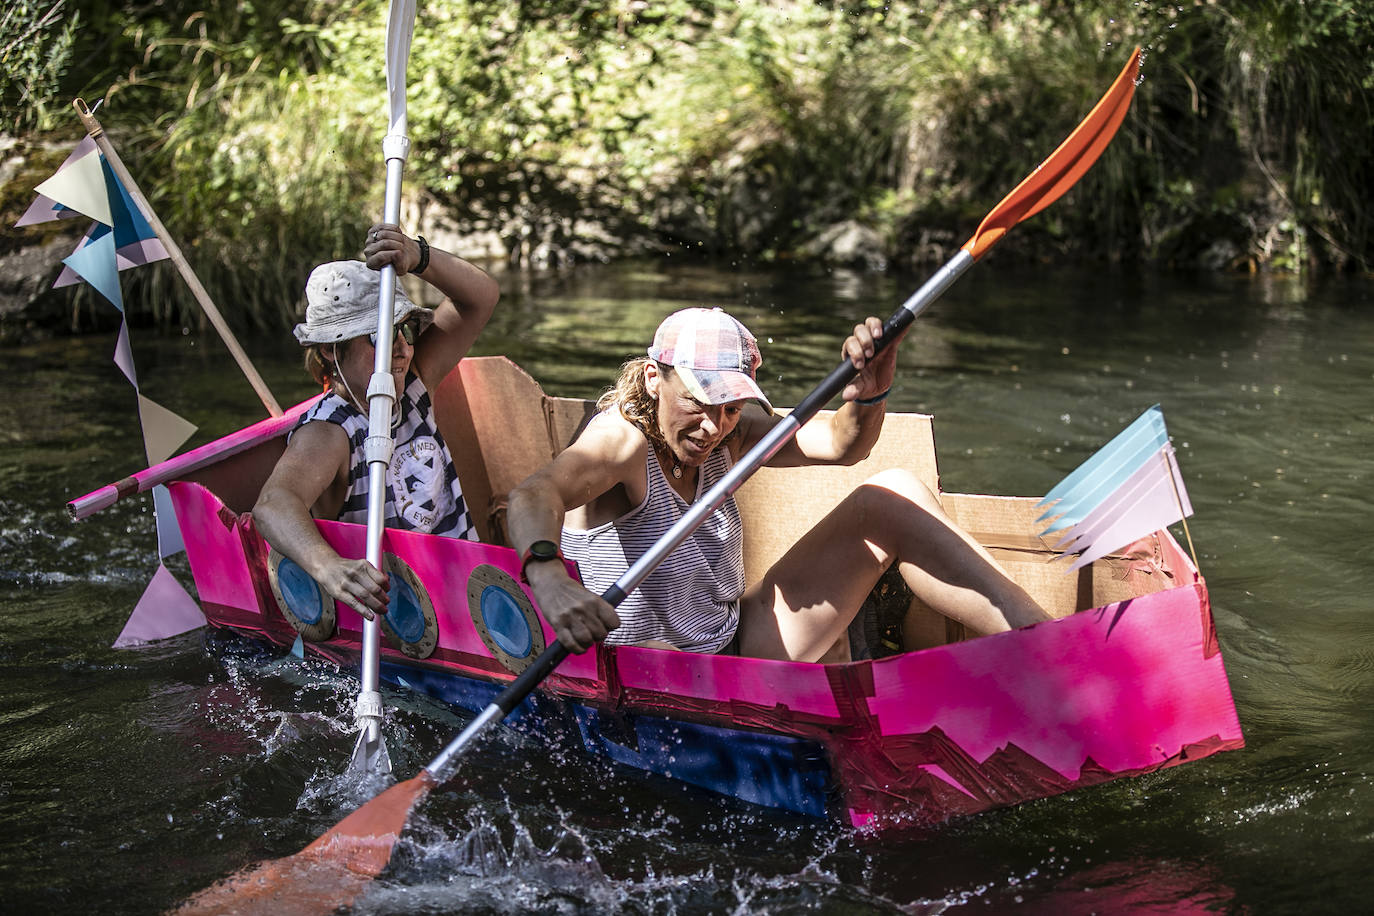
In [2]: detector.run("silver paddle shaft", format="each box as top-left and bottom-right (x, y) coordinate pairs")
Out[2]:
(424, 248), (976, 782)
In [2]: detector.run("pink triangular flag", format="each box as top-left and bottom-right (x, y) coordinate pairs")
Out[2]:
(113, 319), (138, 386)
(16, 193), (86, 227)
(112, 563), (206, 647)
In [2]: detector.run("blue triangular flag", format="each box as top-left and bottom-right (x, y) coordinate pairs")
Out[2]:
(62, 228), (123, 311)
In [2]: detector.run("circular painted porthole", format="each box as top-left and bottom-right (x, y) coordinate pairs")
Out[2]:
(267, 548), (336, 642)
(378, 553), (439, 659)
(467, 564), (546, 674)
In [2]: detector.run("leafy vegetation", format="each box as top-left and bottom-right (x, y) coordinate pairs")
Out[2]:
(4, 0), (1372, 330)
(1, 1), (79, 133)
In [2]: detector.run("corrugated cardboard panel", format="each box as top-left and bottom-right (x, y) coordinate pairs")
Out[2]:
(433, 357), (554, 544)
(545, 397), (598, 453)
(734, 410), (939, 587)
(941, 492), (1179, 614)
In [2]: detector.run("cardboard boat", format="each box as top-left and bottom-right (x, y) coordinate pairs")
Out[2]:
(71, 356), (1244, 832)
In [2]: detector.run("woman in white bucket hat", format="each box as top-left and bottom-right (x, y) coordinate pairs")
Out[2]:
(254, 224), (499, 620)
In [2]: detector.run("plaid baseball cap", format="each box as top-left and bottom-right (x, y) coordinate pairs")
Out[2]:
(647, 307), (772, 411)
(293, 260), (433, 345)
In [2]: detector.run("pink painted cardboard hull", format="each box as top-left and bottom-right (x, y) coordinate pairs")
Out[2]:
(80, 357), (1244, 832)
(167, 478), (1240, 830)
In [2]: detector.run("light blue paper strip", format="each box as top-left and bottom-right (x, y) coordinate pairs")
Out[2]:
(1040, 428), (1167, 534)
(1036, 405), (1168, 531)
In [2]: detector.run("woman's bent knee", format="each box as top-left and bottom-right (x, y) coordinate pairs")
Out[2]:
(860, 468), (942, 513)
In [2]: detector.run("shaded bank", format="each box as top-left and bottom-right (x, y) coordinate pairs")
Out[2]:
(3, 0), (1371, 337)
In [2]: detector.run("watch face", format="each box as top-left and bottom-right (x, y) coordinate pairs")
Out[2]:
(530, 539), (559, 560)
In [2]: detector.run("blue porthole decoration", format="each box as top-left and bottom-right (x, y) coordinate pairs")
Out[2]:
(378, 553), (438, 659)
(267, 548), (336, 642)
(467, 564), (546, 675)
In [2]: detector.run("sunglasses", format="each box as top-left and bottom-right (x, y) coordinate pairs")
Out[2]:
(370, 317), (421, 347)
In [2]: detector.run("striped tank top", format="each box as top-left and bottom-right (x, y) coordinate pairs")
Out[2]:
(561, 433), (745, 653)
(292, 373), (477, 540)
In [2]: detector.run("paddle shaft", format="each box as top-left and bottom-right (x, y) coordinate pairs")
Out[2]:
(354, 153), (406, 770)
(424, 248), (976, 781)
(353, 0), (416, 775)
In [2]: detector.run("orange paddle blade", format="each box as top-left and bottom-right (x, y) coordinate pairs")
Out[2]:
(173, 771), (437, 915)
(964, 47), (1142, 261)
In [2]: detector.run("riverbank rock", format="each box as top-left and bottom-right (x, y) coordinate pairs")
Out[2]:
(800, 220), (888, 271)
(0, 236), (80, 343)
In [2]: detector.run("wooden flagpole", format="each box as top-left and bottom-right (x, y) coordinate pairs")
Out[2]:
(72, 98), (284, 418)
(1162, 445), (1201, 572)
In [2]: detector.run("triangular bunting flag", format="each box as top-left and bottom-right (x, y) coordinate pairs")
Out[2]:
(102, 158), (159, 248)
(17, 137), (100, 226)
(113, 319), (138, 386)
(112, 563), (206, 647)
(62, 229), (123, 311)
(34, 144), (113, 226)
(53, 223), (108, 288)
(152, 484), (186, 559)
(54, 221), (168, 289)
(16, 193), (84, 227)
(137, 394), (198, 465)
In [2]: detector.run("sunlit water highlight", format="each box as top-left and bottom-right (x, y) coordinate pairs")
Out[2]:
(2, 262), (1370, 913)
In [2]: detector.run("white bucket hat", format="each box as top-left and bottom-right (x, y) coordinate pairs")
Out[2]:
(293, 260), (434, 345)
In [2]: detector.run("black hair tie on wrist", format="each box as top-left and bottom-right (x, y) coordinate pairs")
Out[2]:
(855, 387), (890, 406)
(414, 235), (431, 275)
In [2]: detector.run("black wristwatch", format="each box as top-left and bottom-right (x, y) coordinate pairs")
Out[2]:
(520, 539), (564, 584)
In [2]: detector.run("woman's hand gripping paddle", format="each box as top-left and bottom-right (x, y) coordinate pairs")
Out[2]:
(174, 46), (1142, 916)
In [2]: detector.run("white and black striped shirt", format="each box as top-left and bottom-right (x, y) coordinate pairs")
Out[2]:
(561, 430), (744, 652)
(292, 373), (477, 541)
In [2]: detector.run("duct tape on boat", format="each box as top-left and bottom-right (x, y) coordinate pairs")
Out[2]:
(379, 552), (439, 659)
(467, 563), (546, 675)
(267, 547), (337, 643)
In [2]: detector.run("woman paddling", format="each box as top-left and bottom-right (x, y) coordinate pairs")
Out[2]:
(254, 225), (500, 621)
(506, 306), (1049, 661)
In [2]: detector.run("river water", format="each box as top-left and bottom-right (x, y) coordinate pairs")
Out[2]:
(2, 261), (1371, 914)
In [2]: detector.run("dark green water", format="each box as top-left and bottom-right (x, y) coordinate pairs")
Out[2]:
(2, 261), (1371, 914)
